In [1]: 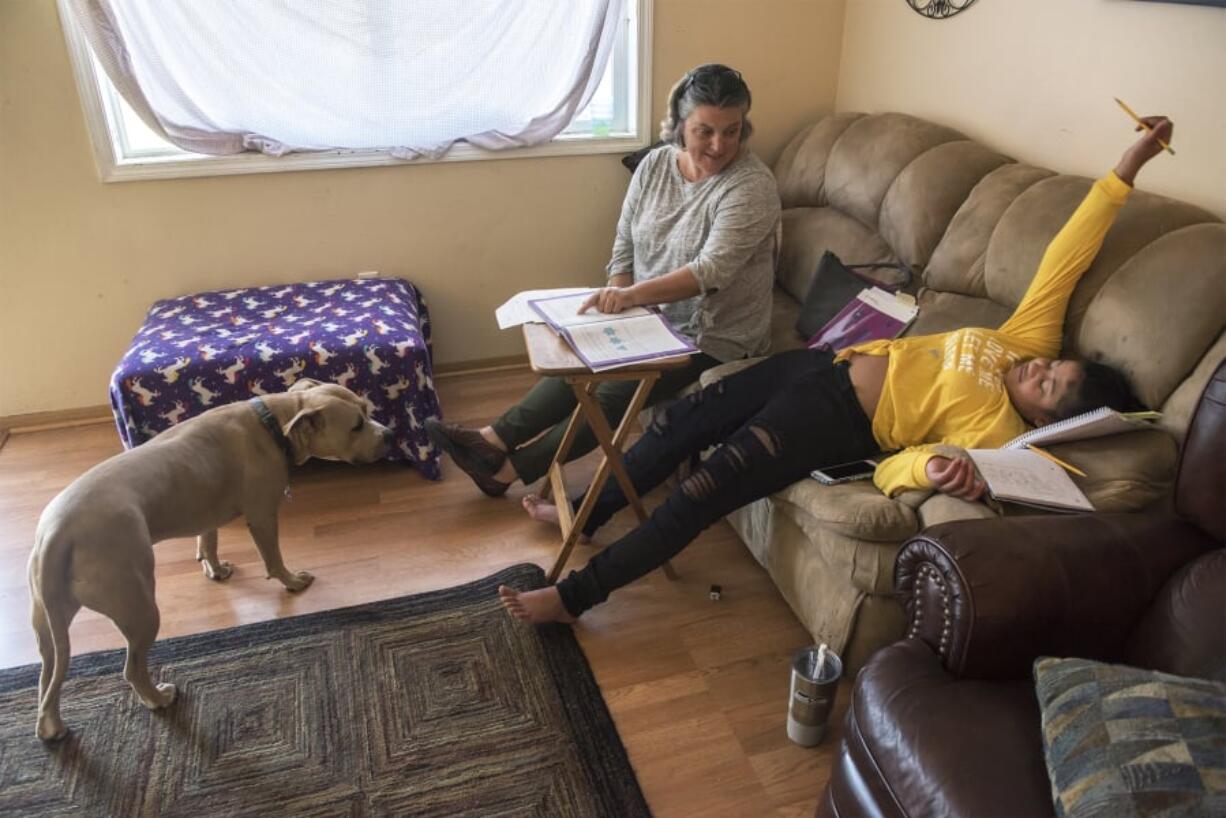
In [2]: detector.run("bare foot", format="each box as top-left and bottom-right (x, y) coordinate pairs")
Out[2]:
(498, 585), (577, 624)
(522, 495), (590, 542)
(522, 494), (560, 525)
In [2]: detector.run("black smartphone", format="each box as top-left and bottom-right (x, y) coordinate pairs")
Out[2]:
(810, 459), (878, 485)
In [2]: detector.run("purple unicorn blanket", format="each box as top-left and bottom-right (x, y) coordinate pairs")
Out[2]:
(109, 277), (442, 479)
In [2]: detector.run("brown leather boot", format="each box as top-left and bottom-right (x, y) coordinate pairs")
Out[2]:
(425, 419), (510, 497)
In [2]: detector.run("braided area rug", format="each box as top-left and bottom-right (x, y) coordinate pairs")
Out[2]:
(0, 564), (650, 817)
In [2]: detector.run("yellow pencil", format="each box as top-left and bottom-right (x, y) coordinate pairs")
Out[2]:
(1028, 445), (1088, 478)
(1114, 97), (1175, 155)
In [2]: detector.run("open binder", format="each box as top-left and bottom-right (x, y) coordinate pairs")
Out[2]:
(528, 291), (696, 372)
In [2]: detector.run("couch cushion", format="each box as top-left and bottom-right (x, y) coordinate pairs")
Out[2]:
(879, 140), (1013, 271)
(773, 112), (865, 210)
(1058, 429), (1179, 513)
(905, 288), (1013, 338)
(1034, 656), (1226, 818)
(984, 177), (1219, 340)
(986, 178), (1211, 312)
(984, 176), (1095, 313)
(767, 286), (806, 355)
(773, 479), (918, 542)
(917, 492), (999, 528)
(776, 207), (896, 302)
(970, 175), (1224, 415)
(1074, 223), (1226, 413)
(825, 113), (967, 234)
(1062, 193), (1220, 344)
(925, 163), (1055, 297)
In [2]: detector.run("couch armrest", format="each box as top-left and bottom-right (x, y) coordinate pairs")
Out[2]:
(894, 513), (1218, 680)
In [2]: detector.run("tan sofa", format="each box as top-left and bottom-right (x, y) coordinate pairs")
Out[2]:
(709, 112), (1226, 671)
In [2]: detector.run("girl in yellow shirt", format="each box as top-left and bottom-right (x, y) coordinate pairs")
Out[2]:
(501, 116), (1173, 624)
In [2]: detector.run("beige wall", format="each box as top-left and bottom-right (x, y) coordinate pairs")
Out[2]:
(0, 0), (844, 417)
(837, 0), (1226, 216)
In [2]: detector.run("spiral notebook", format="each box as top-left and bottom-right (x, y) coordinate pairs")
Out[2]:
(1003, 407), (1161, 450)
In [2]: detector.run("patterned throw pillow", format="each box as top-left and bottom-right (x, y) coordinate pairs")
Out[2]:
(1034, 657), (1226, 818)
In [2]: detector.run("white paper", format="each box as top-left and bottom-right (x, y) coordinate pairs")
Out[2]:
(858, 287), (919, 323)
(967, 449), (1093, 512)
(529, 291), (653, 328)
(495, 288), (593, 330)
(566, 314), (694, 371)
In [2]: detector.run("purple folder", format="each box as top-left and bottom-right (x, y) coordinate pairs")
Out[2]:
(807, 290), (915, 352)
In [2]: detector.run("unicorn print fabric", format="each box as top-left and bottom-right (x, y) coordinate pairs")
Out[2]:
(109, 277), (442, 479)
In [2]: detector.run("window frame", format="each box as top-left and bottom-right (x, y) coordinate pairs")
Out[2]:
(57, 0), (654, 183)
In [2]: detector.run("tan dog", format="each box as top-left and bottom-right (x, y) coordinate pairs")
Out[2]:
(26, 379), (392, 741)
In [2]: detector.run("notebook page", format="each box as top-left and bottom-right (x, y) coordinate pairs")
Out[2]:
(967, 449), (1093, 511)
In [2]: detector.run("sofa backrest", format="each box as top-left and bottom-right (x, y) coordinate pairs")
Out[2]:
(773, 112), (1226, 443)
(1126, 550), (1226, 682)
(1174, 358), (1226, 542)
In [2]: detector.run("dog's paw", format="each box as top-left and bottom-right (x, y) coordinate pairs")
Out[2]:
(202, 560), (234, 581)
(141, 682), (177, 710)
(36, 713), (68, 742)
(284, 570), (315, 593)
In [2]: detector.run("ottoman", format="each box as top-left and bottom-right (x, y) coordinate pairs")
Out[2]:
(109, 276), (443, 479)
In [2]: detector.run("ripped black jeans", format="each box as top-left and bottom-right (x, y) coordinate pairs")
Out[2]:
(556, 348), (880, 617)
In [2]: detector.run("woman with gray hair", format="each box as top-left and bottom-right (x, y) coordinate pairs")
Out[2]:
(427, 64), (781, 499)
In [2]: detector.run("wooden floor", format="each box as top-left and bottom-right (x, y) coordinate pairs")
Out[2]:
(0, 368), (845, 817)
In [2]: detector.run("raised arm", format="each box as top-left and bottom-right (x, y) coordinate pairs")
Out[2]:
(1114, 115), (1173, 186)
(918, 117), (1174, 502)
(995, 115), (1173, 352)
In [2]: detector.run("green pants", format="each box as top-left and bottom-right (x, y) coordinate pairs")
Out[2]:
(491, 353), (721, 485)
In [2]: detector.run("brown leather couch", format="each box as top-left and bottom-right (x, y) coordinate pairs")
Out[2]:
(817, 357), (1226, 818)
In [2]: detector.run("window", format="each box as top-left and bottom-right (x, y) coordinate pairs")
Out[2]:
(59, 0), (653, 182)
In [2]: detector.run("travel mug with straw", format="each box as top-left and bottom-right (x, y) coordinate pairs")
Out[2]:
(787, 642), (843, 747)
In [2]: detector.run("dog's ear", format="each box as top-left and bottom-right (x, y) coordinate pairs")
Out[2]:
(283, 408), (323, 465)
(289, 378), (325, 393)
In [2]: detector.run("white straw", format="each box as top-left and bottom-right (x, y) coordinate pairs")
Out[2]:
(815, 643), (828, 679)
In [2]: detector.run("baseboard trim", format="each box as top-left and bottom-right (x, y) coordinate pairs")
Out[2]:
(0, 405), (113, 436)
(432, 355), (530, 378)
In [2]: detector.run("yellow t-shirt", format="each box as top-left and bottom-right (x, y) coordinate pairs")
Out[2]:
(835, 172), (1132, 496)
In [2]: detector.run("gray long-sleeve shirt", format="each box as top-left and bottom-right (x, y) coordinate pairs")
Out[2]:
(606, 145), (781, 362)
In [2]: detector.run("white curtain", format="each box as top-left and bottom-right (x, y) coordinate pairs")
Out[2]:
(67, 0), (626, 159)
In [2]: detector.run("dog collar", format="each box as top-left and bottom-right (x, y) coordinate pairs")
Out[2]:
(249, 397), (294, 460)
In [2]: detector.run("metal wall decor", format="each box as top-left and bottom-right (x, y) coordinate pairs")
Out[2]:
(906, 0), (978, 18)
(1134, 0), (1226, 6)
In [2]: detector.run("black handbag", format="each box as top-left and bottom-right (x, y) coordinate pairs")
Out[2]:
(794, 251), (914, 340)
